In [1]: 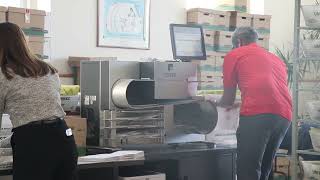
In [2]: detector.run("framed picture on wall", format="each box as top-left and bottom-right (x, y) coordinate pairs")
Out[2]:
(98, 0), (151, 49)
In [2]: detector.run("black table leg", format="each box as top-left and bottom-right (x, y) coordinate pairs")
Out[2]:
(113, 166), (119, 180)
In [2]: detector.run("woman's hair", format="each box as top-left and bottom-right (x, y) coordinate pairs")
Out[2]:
(0, 22), (57, 80)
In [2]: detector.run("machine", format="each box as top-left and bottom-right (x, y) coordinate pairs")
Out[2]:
(80, 60), (218, 147)
(80, 24), (218, 148)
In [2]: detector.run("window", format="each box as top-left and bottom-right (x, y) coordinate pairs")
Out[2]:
(250, 0), (264, 14)
(0, 0), (51, 12)
(37, 0), (51, 12)
(0, 0), (21, 7)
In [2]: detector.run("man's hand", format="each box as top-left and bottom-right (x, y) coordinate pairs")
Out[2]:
(225, 102), (241, 111)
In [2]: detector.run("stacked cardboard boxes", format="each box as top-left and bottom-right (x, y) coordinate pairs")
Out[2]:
(187, 8), (271, 91)
(188, 9), (229, 90)
(188, 8), (231, 31)
(253, 14), (271, 50)
(6, 7), (47, 59)
(214, 31), (233, 52)
(188, 8), (232, 55)
(230, 11), (253, 30)
(0, 7), (6, 23)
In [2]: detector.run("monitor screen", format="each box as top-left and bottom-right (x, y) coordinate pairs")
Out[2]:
(170, 24), (207, 61)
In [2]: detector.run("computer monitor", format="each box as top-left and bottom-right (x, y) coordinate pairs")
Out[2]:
(170, 24), (207, 61)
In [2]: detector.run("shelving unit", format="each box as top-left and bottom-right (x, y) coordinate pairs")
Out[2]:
(292, 0), (320, 180)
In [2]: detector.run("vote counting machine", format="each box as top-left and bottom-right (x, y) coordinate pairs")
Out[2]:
(80, 60), (218, 148)
(80, 24), (219, 148)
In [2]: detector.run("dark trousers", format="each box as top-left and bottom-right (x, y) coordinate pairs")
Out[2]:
(236, 114), (290, 180)
(11, 119), (78, 180)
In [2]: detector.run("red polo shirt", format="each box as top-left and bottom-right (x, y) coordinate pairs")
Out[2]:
(223, 43), (292, 121)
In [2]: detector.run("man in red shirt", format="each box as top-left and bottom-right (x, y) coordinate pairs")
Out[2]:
(215, 27), (292, 180)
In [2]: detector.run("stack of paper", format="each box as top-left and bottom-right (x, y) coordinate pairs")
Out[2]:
(78, 150), (144, 163)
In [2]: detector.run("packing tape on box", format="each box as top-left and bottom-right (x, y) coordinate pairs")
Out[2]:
(25, 9), (31, 24)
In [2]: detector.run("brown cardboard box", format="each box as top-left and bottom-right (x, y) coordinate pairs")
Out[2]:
(212, 51), (226, 65)
(252, 14), (271, 35)
(212, 10), (231, 31)
(275, 157), (290, 177)
(198, 71), (215, 81)
(7, 7), (46, 29)
(198, 80), (223, 90)
(188, 9), (231, 31)
(27, 36), (45, 56)
(203, 29), (215, 46)
(257, 35), (270, 50)
(187, 8), (214, 25)
(217, 0), (249, 13)
(213, 52), (226, 77)
(0, 6), (6, 23)
(214, 31), (233, 52)
(230, 11), (253, 30)
(65, 116), (87, 147)
(197, 56), (216, 73)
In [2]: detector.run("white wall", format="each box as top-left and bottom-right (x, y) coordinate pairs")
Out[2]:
(50, 0), (186, 84)
(264, 0), (295, 51)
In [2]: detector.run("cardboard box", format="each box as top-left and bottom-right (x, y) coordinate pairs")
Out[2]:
(217, 0), (249, 13)
(252, 14), (271, 35)
(187, 8), (214, 25)
(198, 81), (223, 90)
(188, 9), (231, 31)
(213, 52), (226, 77)
(214, 31), (233, 52)
(212, 10), (231, 31)
(7, 7), (46, 30)
(119, 172), (165, 180)
(0, 6), (6, 23)
(274, 157), (290, 177)
(27, 36), (45, 57)
(203, 29), (215, 53)
(203, 29), (215, 47)
(257, 35), (270, 50)
(64, 116), (87, 147)
(230, 11), (253, 30)
(198, 71), (216, 81)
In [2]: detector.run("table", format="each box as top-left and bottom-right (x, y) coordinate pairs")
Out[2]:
(0, 160), (144, 180)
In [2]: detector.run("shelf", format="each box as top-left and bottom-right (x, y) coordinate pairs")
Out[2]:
(297, 57), (320, 61)
(298, 26), (320, 30)
(298, 88), (320, 91)
(297, 150), (320, 156)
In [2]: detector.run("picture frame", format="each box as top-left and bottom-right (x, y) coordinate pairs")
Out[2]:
(97, 0), (151, 49)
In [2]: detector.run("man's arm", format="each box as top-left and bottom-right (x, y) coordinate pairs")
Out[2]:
(214, 53), (239, 108)
(217, 87), (237, 107)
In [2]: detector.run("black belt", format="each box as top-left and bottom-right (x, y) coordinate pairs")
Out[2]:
(13, 118), (64, 132)
(28, 118), (64, 125)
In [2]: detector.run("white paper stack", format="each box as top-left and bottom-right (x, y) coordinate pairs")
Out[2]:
(78, 150), (144, 163)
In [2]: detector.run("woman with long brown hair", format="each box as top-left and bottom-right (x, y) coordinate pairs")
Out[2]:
(0, 22), (78, 180)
